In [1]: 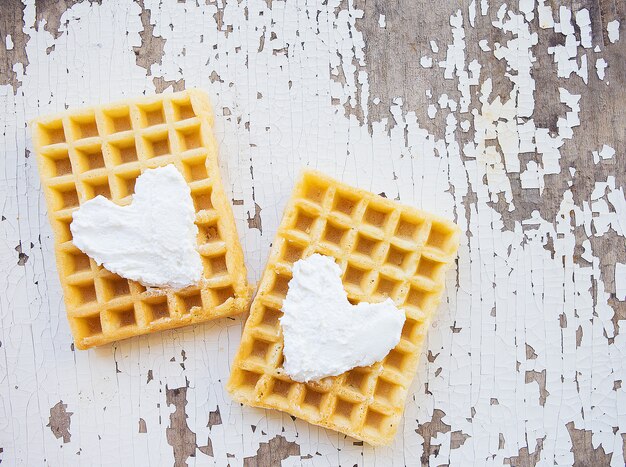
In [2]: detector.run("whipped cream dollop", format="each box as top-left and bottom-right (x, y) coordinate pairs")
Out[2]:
(70, 164), (203, 289)
(280, 254), (406, 382)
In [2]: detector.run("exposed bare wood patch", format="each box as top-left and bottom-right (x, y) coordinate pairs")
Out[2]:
(166, 385), (198, 467)
(566, 422), (613, 466)
(207, 407), (222, 428)
(416, 409), (451, 465)
(450, 430), (470, 449)
(134, 0), (167, 75)
(610, 296), (626, 336)
(504, 437), (545, 466)
(525, 344), (537, 360)
(153, 77), (186, 94)
(47, 401), (73, 443)
(35, 0), (102, 39)
(14, 242), (28, 266)
(0, 0), (29, 92)
(197, 438), (213, 457)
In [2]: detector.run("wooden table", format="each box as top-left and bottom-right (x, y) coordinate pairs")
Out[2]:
(1, 0), (624, 465)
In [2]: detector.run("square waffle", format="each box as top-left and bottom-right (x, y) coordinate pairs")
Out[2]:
(227, 170), (461, 445)
(32, 89), (251, 349)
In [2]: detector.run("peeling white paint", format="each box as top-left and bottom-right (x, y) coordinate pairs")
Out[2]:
(575, 9), (592, 49)
(607, 20), (620, 44)
(427, 103), (437, 119)
(469, 0), (476, 27)
(537, 0), (554, 29)
(617, 264), (626, 301)
(596, 58), (607, 80)
(1, 0), (624, 465)
(593, 144), (616, 163)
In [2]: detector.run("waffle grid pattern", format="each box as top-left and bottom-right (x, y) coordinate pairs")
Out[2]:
(228, 170), (461, 445)
(32, 90), (250, 349)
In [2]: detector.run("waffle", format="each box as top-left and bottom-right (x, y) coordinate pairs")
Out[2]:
(227, 170), (460, 445)
(32, 89), (251, 349)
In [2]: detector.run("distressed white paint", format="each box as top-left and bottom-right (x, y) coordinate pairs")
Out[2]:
(427, 103), (437, 119)
(617, 264), (626, 301)
(596, 57), (608, 80)
(608, 20), (620, 44)
(1, 1), (624, 466)
(420, 56), (433, 68)
(593, 144), (616, 164)
(575, 9), (592, 49)
(537, 0), (554, 29)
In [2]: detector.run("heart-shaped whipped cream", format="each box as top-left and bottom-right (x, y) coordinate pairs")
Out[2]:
(70, 164), (203, 289)
(280, 254), (406, 382)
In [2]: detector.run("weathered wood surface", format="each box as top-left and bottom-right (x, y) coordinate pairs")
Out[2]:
(0, 0), (624, 465)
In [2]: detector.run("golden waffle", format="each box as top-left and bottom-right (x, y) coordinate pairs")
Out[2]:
(32, 89), (251, 349)
(227, 170), (461, 445)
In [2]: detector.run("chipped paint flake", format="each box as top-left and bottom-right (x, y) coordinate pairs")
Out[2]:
(575, 9), (592, 49)
(592, 144), (616, 164)
(616, 264), (626, 301)
(607, 20), (620, 44)
(596, 58), (608, 80)
(427, 103), (437, 119)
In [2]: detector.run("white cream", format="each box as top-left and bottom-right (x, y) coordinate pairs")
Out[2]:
(70, 164), (203, 289)
(280, 254), (406, 383)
